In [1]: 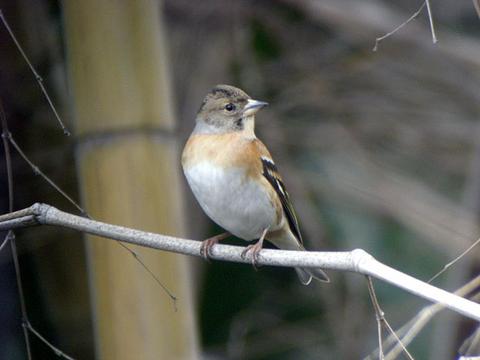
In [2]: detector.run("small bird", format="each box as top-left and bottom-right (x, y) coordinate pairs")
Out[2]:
(182, 85), (329, 285)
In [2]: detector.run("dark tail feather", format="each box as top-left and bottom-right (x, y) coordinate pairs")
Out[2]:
(295, 267), (330, 285)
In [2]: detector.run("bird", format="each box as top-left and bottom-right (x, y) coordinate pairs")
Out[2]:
(181, 84), (329, 285)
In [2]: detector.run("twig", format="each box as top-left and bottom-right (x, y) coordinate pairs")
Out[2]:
(367, 276), (385, 360)
(373, 1), (437, 52)
(0, 230), (14, 252)
(0, 101), (14, 252)
(428, 237), (480, 283)
(365, 276), (480, 360)
(116, 242), (177, 310)
(2, 203), (480, 322)
(373, 2), (425, 51)
(366, 276), (414, 360)
(0, 9), (70, 135)
(0, 99), (32, 360)
(22, 320), (75, 360)
(424, 0), (437, 43)
(23, 320), (76, 360)
(10, 233), (32, 360)
(6, 134), (85, 215)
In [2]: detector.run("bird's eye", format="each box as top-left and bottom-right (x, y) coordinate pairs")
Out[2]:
(225, 103), (236, 112)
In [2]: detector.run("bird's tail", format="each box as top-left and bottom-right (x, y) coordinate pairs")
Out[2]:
(268, 232), (330, 285)
(294, 242), (330, 285)
(295, 267), (330, 285)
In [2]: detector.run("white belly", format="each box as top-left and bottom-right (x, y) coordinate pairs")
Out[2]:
(183, 161), (276, 240)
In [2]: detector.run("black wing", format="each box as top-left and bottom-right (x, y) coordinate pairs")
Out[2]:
(261, 157), (303, 244)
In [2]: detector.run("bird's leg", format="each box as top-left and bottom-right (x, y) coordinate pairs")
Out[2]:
(200, 232), (231, 260)
(241, 228), (269, 269)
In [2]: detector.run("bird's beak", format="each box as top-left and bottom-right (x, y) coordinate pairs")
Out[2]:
(243, 99), (269, 116)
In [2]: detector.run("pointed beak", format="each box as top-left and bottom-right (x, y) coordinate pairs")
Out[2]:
(243, 99), (269, 116)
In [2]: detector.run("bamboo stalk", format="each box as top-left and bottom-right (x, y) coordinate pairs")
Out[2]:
(62, 1), (199, 358)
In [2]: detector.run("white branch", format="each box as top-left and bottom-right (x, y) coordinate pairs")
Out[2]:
(1, 203), (480, 322)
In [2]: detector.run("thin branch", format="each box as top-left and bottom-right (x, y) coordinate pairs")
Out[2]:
(369, 278), (386, 360)
(380, 320), (414, 360)
(0, 99), (32, 360)
(365, 275), (480, 360)
(6, 134), (85, 215)
(428, 237), (480, 283)
(366, 276), (414, 360)
(0, 102), (14, 254)
(24, 320), (75, 360)
(372, 0), (437, 51)
(424, 0), (437, 43)
(0, 230), (14, 252)
(367, 277), (386, 360)
(0, 9), (70, 135)
(10, 234), (32, 360)
(373, 2), (426, 51)
(2, 203), (480, 322)
(116, 242), (177, 310)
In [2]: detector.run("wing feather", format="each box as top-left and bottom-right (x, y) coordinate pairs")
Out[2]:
(261, 157), (303, 244)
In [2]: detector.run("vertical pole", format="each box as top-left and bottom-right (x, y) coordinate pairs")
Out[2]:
(63, 1), (199, 358)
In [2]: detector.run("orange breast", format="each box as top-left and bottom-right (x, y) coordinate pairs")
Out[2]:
(182, 132), (284, 226)
(182, 133), (264, 176)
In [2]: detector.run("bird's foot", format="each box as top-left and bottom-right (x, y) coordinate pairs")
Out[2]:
(200, 232), (230, 261)
(241, 241), (264, 270)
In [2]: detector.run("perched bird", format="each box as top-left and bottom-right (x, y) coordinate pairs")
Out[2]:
(182, 85), (329, 285)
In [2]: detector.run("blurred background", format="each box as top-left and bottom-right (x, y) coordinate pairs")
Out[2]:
(0, 0), (479, 359)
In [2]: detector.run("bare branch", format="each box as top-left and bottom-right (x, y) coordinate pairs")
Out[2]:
(2, 203), (480, 322)
(0, 9), (70, 135)
(373, 2), (426, 51)
(285, 0), (480, 66)
(367, 276), (414, 360)
(23, 320), (75, 360)
(0, 230), (13, 252)
(428, 237), (480, 283)
(0, 98), (32, 360)
(365, 275), (480, 360)
(116, 242), (178, 310)
(367, 277), (386, 359)
(6, 134), (85, 215)
(425, 0), (437, 43)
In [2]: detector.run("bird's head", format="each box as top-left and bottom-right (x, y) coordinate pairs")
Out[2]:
(194, 84), (268, 135)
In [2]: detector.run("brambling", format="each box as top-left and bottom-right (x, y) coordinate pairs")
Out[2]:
(182, 85), (329, 285)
